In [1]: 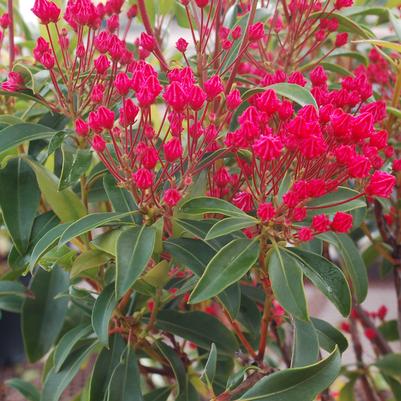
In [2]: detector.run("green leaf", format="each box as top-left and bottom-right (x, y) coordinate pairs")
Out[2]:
(379, 320), (399, 342)
(0, 280), (27, 297)
(156, 341), (187, 396)
(311, 318), (348, 353)
(0, 158), (40, 254)
(71, 249), (111, 278)
(243, 83), (318, 110)
(107, 346), (144, 401)
(375, 353), (401, 378)
(21, 266), (69, 362)
(318, 232), (368, 303)
(59, 146), (92, 190)
(268, 247), (308, 321)
(89, 334), (126, 401)
(25, 159), (87, 222)
(53, 324), (92, 372)
(239, 348), (341, 401)
(29, 223), (69, 270)
(180, 196), (248, 217)
(286, 248), (352, 317)
(5, 379), (40, 401)
(155, 311), (238, 356)
(116, 226), (156, 298)
(292, 318), (319, 368)
(307, 187), (366, 216)
(189, 238), (259, 304)
(201, 343), (218, 385)
(389, 11), (401, 42)
(205, 216), (257, 240)
(59, 212), (135, 247)
(91, 283), (118, 347)
(103, 173), (139, 224)
(144, 388), (171, 401)
(42, 340), (97, 401)
(91, 229), (122, 256)
(0, 123), (55, 154)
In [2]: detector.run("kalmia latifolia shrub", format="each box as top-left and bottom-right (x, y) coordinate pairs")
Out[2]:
(1, 0), (401, 400)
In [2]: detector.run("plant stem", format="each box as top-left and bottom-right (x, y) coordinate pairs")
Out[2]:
(7, 0), (14, 70)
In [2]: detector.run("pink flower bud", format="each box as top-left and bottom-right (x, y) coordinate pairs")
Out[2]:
(94, 32), (110, 53)
(97, 106), (115, 130)
(214, 167), (231, 188)
(163, 81), (188, 111)
(298, 227), (314, 241)
(32, 0), (60, 24)
(127, 5), (138, 18)
(132, 168), (154, 190)
(231, 26), (242, 40)
(252, 135), (283, 161)
(163, 188), (182, 207)
(0, 13), (11, 29)
(91, 84), (104, 104)
(75, 119), (89, 137)
(335, 32), (348, 47)
(140, 32), (156, 52)
(312, 214), (330, 233)
(92, 134), (106, 152)
(2, 72), (24, 92)
(119, 99), (139, 126)
(40, 52), (55, 69)
(227, 89), (242, 110)
(365, 171), (395, 198)
(164, 137), (183, 162)
(195, 0), (209, 7)
(94, 55), (111, 74)
(232, 192), (253, 212)
(141, 147), (158, 169)
(331, 212), (353, 233)
(204, 75), (224, 101)
(257, 203), (276, 222)
(189, 85), (206, 111)
(248, 22), (265, 41)
(176, 38), (189, 53)
(114, 72), (130, 96)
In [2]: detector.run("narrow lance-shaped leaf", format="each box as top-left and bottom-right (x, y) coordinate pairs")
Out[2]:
(116, 226), (156, 299)
(0, 157), (40, 254)
(180, 196), (249, 217)
(189, 238), (259, 304)
(268, 247), (309, 321)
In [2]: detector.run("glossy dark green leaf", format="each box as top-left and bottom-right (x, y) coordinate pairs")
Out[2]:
(311, 318), (348, 353)
(0, 280), (27, 297)
(307, 187), (366, 216)
(287, 248), (351, 317)
(180, 196), (248, 217)
(156, 311), (238, 356)
(29, 223), (69, 270)
(189, 238), (258, 304)
(292, 318), (319, 368)
(239, 348), (341, 401)
(5, 379), (40, 401)
(26, 159), (87, 222)
(53, 324), (92, 372)
(318, 233), (368, 303)
(375, 353), (401, 378)
(144, 388), (171, 401)
(0, 158), (40, 254)
(103, 173), (139, 223)
(0, 123), (55, 153)
(205, 216), (257, 240)
(91, 229), (122, 256)
(268, 247), (308, 321)
(201, 343), (217, 385)
(89, 334), (126, 401)
(42, 340), (97, 401)
(91, 283), (117, 347)
(21, 266), (69, 362)
(107, 346), (144, 401)
(116, 226), (156, 298)
(59, 146), (92, 190)
(156, 341), (187, 396)
(59, 212), (136, 246)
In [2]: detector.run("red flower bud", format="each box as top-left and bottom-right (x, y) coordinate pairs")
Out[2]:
(331, 212), (353, 233)
(248, 22), (265, 41)
(164, 137), (183, 162)
(204, 75), (224, 101)
(92, 134), (106, 152)
(132, 168), (154, 190)
(32, 0), (60, 24)
(176, 37), (189, 53)
(365, 171), (395, 198)
(140, 32), (156, 52)
(227, 89), (242, 111)
(257, 203), (276, 222)
(163, 188), (182, 207)
(298, 227), (314, 242)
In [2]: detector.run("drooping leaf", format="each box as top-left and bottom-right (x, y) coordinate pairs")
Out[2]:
(268, 247), (308, 321)
(375, 353), (401, 379)
(5, 379), (40, 401)
(115, 226), (156, 298)
(180, 196), (248, 217)
(189, 238), (259, 304)
(292, 318), (319, 368)
(0, 157), (40, 254)
(21, 266), (69, 362)
(239, 348), (341, 401)
(25, 159), (87, 222)
(89, 334), (126, 401)
(0, 123), (55, 154)
(201, 343), (218, 385)
(91, 283), (118, 347)
(286, 248), (352, 317)
(318, 232), (368, 303)
(107, 346), (144, 401)
(311, 318), (348, 353)
(42, 340), (97, 401)
(53, 324), (92, 372)
(205, 216), (257, 240)
(155, 311), (238, 356)
(71, 249), (111, 278)
(59, 212), (136, 246)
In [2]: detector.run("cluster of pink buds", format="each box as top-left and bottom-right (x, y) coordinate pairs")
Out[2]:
(218, 66), (395, 243)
